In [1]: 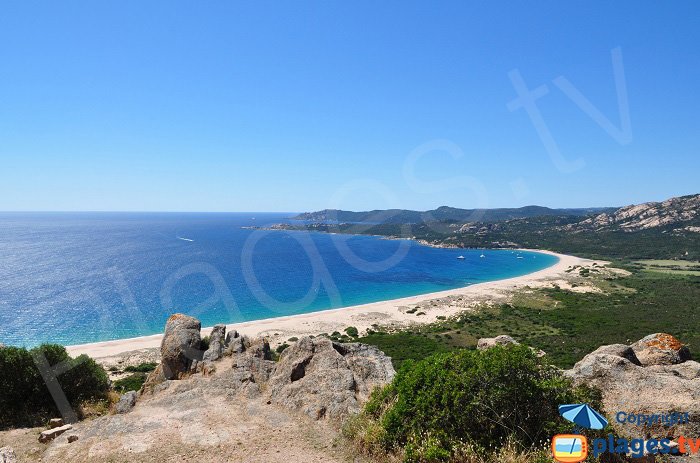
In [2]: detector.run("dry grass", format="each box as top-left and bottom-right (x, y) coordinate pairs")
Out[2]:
(78, 392), (119, 420)
(451, 438), (551, 463)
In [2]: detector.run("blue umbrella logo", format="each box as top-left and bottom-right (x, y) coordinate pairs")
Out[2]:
(559, 404), (608, 430)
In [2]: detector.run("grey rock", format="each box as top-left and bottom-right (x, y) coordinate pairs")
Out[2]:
(332, 342), (396, 400)
(477, 335), (519, 350)
(224, 334), (248, 357)
(0, 447), (17, 463)
(631, 333), (691, 366)
(566, 342), (700, 440)
(39, 424), (73, 443)
(203, 324), (226, 363)
(647, 360), (700, 379)
(224, 329), (239, 345)
(268, 337), (395, 421)
(152, 314), (203, 384)
(588, 343), (642, 365)
(141, 363), (166, 394)
(196, 324), (228, 375)
(225, 338), (276, 398)
(115, 391), (138, 414)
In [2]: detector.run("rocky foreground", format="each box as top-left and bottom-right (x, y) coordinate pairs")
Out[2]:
(566, 333), (700, 451)
(5, 314), (394, 462)
(2, 317), (699, 462)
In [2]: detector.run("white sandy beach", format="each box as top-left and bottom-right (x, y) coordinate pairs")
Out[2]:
(67, 250), (600, 361)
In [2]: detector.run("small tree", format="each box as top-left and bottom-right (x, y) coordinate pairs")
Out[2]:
(0, 344), (109, 429)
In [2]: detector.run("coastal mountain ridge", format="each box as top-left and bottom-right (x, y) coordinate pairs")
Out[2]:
(293, 205), (617, 224)
(567, 193), (700, 232)
(286, 194), (700, 260)
(294, 194), (700, 232)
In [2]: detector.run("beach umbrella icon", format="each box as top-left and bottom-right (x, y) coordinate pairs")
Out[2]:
(559, 404), (608, 430)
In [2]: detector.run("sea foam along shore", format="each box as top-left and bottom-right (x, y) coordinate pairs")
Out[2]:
(67, 250), (596, 360)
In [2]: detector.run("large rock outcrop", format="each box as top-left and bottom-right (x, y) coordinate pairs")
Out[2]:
(268, 337), (395, 420)
(631, 333), (692, 366)
(566, 333), (700, 443)
(142, 314), (203, 392)
(160, 314), (203, 379)
(140, 315), (395, 423)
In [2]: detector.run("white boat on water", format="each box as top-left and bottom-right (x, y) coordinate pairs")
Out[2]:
(517, 256), (524, 259)
(457, 255), (465, 259)
(480, 253), (485, 258)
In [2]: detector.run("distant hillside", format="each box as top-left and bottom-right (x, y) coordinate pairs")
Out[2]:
(567, 194), (700, 232)
(293, 205), (616, 224)
(281, 194), (700, 260)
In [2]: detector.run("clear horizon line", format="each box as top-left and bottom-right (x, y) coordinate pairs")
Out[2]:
(2, 192), (697, 215)
(0, 210), (301, 214)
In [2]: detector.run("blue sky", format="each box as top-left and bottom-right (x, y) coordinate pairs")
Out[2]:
(0, 1), (698, 212)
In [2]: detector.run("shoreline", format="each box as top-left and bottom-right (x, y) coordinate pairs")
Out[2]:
(67, 250), (600, 360)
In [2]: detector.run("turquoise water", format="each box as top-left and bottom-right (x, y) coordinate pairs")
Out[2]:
(0, 213), (558, 347)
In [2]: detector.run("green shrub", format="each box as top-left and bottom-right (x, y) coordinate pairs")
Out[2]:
(348, 346), (599, 461)
(113, 373), (148, 394)
(200, 336), (210, 351)
(276, 343), (290, 354)
(345, 326), (359, 338)
(288, 337), (298, 342)
(355, 332), (450, 369)
(0, 344), (109, 429)
(124, 362), (158, 373)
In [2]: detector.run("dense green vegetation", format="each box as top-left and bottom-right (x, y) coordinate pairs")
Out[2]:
(357, 269), (700, 369)
(113, 372), (148, 394)
(291, 195), (700, 260)
(124, 362), (157, 373)
(354, 332), (451, 370)
(294, 205), (612, 224)
(284, 218), (700, 261)
(0, 344), (110, 429)
(345, 346), (601, 462)
(112, 362), (158, 394)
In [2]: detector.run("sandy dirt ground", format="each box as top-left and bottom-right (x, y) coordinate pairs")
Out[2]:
(0, 356), (367, 463)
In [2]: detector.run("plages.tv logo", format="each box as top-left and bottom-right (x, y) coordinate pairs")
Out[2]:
(552, 434), (588, 463)
(552, 404), (608, 463)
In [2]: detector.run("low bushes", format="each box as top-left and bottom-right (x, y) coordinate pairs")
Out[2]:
(124, 362), (158, 373)
(345, 345), (600, 462)
(0, 344), (110, 429)
(113, 372), (148, 394)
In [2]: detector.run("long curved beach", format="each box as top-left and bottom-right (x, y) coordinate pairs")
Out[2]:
(67, 250), (597, 359)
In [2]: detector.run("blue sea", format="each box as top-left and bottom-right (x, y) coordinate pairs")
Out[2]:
(0, 213), (558, 347)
